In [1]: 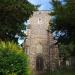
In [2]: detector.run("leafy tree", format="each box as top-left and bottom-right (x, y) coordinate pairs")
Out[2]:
(50, 0), (75, 58)
(0, 0), (37, 41)
(0, 41), (29, 75)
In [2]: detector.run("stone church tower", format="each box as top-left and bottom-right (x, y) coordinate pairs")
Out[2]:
(25, 11), (59, 75)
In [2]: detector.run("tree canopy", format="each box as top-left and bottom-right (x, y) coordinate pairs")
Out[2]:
(50, 0), (75, 43)
(0, 0), (37, 41)
(50, 0), (75, 58)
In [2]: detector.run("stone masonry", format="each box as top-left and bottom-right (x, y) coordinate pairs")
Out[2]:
(25, 11), (59, 75)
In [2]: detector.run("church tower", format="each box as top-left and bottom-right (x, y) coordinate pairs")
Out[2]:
(25, 11), (59, 75)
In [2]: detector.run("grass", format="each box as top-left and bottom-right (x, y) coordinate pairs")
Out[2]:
(47, 68), (75, 75)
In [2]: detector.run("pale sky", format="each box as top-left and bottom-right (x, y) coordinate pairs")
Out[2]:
(28, 0), (52, 10)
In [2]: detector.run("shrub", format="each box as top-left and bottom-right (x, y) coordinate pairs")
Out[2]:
(0, 41), (29, 75)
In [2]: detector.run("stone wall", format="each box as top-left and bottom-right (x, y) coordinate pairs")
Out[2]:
(24, 11), (59, 74)
(47, 32), (59, 71)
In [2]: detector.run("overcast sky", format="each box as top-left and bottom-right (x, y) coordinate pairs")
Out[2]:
(28, 0), (52, 10)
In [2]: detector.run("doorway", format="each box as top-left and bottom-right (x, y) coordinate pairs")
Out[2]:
(36, 56), (44, 71)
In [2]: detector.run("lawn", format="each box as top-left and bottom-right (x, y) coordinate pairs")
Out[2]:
(47, 69), (75, 75)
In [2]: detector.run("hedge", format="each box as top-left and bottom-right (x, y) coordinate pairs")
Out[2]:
(0, 41), (29, 75)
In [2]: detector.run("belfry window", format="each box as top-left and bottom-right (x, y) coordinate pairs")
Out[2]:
(38, 18), (42, 24)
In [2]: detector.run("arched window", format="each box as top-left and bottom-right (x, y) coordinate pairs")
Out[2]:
(36, 56), (44, 71)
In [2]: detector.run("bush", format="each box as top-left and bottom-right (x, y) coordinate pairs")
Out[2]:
(0, 41), (29, 75)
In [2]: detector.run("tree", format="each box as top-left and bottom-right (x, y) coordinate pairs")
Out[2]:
(50, 0), (75, 43)
(50, 0), (75, 59)
(0, 0), (37, 41)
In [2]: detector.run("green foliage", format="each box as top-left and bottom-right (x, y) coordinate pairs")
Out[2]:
(59, 42), (75, 58)
(0, 0), (37, 41)
(0, 41), (29, 75)
(50, 0), (75, 41)
(50, 0), (67, 30)
(50, 0), (75, 57)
